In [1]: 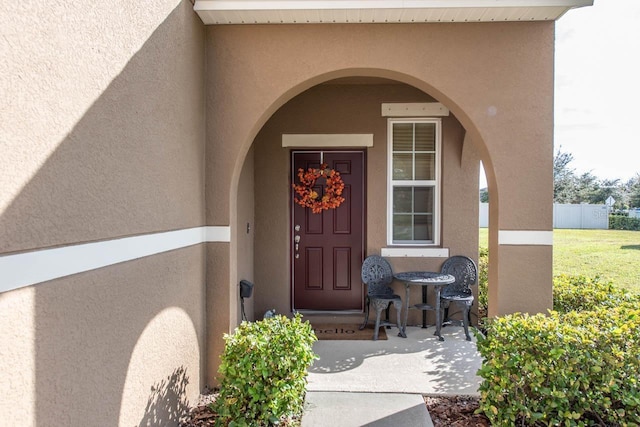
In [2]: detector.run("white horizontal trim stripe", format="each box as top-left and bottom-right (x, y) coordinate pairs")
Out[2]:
(205, 225), (231, 242)
(282, 134), (373, 147)
(0, 226), (230, 293)
(499, 230), (553, 246)
(381, 247), (449, 258)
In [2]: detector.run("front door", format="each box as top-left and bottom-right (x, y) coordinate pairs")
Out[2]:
(292, 151), (365, 311)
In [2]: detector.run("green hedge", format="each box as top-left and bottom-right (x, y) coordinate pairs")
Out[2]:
(609, 215), (640, 230)
(553, 274), (640, 313)
(476, 277), (640, 425)
(212, 314), (317, 426)
(476, 308), (640, 426)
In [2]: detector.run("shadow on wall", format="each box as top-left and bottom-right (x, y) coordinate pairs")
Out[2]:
(0, 0), (205, 426)
(34, 248), (205, 427)
(139, 367), (191, 427)
(0, 0), (204, 254)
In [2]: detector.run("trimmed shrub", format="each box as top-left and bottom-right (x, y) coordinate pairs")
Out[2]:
(476, 308), (640, 426)
(553, 274), (640, 313)
(212, 314), (318, 426)
(477, 247), (489, 325)
(610, 215), (640, 231)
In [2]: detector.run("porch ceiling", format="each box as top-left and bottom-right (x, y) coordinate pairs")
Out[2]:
(194, 0), (593, 25)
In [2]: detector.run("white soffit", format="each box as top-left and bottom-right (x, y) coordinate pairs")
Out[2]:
(194, 0), (593, 25)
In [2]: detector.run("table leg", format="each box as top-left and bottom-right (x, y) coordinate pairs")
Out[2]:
(434, 285), (444, 341)
(421, 286), (428, 328)
(403, 284), (410, 335)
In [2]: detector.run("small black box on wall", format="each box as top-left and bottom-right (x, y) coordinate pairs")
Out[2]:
(239, 280), (254, 299)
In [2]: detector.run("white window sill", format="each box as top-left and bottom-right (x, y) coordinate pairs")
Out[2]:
(381, 247), (449, 258)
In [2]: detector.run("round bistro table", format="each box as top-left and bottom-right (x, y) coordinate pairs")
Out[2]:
(394, 271), (455, 341)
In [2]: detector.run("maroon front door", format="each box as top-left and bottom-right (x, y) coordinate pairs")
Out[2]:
(291, 151), (365, 311)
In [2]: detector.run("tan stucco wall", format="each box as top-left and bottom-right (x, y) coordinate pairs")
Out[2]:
(205, 23), (554, 380)
(205, 22), (554, 228)
(0, 248), (205, 426)
(236, 147), (256, 324)
(1, 0), (206, 425)
(1, 0), (205, 253)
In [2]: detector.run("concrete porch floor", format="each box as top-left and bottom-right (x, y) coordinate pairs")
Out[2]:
(302, 325), (484, 426)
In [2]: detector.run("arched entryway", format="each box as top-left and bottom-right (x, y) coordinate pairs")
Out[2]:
(247, 76), (482, 322)
(205, 23), (554, 384)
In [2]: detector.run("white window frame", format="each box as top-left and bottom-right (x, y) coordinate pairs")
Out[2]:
(386, 118), (441, 246)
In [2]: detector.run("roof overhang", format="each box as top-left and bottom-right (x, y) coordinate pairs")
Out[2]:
(194, 0), (593, 25)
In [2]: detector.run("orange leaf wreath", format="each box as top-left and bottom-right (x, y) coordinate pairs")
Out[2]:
(293, 163), (345, 214)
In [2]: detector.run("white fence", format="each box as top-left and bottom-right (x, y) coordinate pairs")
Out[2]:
(479, 203), (609, 229)
(479, 202), (489, 228)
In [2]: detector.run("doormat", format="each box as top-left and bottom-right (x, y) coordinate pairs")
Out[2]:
(311, 323), (387, 340)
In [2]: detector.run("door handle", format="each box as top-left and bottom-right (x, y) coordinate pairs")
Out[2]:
(294, 234), (301, 258)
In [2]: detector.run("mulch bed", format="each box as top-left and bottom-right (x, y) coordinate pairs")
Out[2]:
(424, 396), (491, 426)
(181, 392), (492, 426)
(180, 391), (219, 427)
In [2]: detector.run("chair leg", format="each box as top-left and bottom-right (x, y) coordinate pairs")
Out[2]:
(462, 301), (472, 341)
(438, 300), (451, 340)
(359, 297), (370, 330)
(373, 308), (383, 341)
(442, 306), (451, 326)
(394, 301), (406, 338)
(385, 304), (391, 329)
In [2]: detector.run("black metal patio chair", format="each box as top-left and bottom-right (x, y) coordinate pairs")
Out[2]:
(359, 255), (406, 340)
(439, 255), (478, 341)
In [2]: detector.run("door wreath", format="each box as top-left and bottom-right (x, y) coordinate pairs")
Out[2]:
(293, 163), (345, 214)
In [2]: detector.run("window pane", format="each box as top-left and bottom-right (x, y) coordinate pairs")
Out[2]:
(415, 123), (435, 151)
(393, 123), (413, 151)
(415, 153), (435, 180)
(393, 187), (412, 213)
(414, 187), (434, 213)
(393, 153), (413, 180)
(414, 215), (432, 241)
(393, 215), (412, 241)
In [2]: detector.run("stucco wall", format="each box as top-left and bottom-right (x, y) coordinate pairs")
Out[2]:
(1, 1), (206, 425)
(205, 22), (554, 228)
(236, 147), (256, 323)
(1, 0), (205, 252)
(253, 83), (478, 323)
(1, 248), (206, 426)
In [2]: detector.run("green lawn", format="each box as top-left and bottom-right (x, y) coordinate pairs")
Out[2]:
(479, 228), (640, 293)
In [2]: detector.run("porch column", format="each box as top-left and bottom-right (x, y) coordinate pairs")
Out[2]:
(486, 145), (554, 317)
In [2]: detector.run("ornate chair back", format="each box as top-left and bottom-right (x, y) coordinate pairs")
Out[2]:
(441, 255), (477, 298)
(361, 255), (394, 297)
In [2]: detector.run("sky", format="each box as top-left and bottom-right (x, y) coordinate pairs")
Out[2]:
(554, 0), (640, 184)
(481, 0), (640, 188)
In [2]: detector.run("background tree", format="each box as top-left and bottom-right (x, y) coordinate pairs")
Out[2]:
(627, 174), (640, 208)
(479, 187), (489, 203)
(553, 147), (627, 208)
(554, 147), (577, 203)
